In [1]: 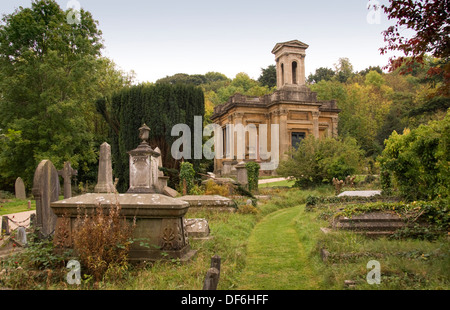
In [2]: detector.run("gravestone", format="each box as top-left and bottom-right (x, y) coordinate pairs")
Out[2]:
(235, 161), (248, 187)
(94, 142), (116, 193)
(51, 124), (196, 263)
(178, 195), (236, 213)
(16, 227), (27, 246)
(1, 216), (9, 235)
(58, 162), (77, 199)
(32, 160), (60, 238)
(184, 218), (211, 240)
(15, 177), (26, 199)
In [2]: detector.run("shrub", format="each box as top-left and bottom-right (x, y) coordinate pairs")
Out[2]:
(277, 135), (364, 188)
(179, 162), (196, 195)
(378, 110), (450, 201)
(204, 179), (230, 196)
(72, 202), (135, 282)
(245, 161), (260, 192)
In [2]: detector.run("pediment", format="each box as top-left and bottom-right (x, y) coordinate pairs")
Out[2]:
(271, 40), (309, 54)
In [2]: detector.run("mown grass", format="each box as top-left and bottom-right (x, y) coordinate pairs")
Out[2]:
(237, 205), (327, 289)
(0, 199), (36, 216)
(258, 180), (295, 188)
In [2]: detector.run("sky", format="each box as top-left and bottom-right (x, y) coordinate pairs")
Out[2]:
(0, 0), (403, 83)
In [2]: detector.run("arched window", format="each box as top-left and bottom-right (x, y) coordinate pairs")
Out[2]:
(281, 63), (285, 85)
(292, 61), (298, 85)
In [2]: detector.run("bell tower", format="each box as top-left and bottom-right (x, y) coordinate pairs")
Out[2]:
(272, 40), (309, 88)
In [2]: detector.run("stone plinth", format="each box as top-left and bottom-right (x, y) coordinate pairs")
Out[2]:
(51, 193), (196, 262)
(337, 190), (382, 197)
(178, 195), (236, 213)
(332, 212), (407, 237)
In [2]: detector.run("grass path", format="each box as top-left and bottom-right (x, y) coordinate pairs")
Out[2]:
(237, 205), (324, 290)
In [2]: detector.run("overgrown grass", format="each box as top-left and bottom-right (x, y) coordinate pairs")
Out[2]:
(3, 185), (446, 290)
(313, 214), (449, 290)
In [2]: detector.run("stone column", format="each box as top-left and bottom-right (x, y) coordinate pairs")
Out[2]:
(279, 108), (289, 161)
(234, 112), (244, 161)
(299, 55), (306, 85)
(94, 142), (116, 193)
(331, 116), (339, 138)
(312, 111), (320, 139)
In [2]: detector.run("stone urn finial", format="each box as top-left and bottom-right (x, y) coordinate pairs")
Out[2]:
(139, 123), (151, 144)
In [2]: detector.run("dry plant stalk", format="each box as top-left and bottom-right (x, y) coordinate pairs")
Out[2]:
(72, 201), (135, 282)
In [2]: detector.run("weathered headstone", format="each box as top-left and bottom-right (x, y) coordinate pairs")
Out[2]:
(16, 227), (27, 246)
(184, 218), (211, 240)
(15, 177), (26, 199)
(32, 160), (60, 238)
(58, 162), (77, 199)
(154, 147), (164, 178)
(203, 255), (221, 290)
(1, 216), (10, 235)
(163, 186), (179, 198)
(94, 142), (116, 193)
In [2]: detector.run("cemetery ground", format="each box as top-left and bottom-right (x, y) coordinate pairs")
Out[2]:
(0, 181), (448, 290)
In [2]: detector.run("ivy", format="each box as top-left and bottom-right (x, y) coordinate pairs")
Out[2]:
(245, 161), (260, 192)
(179, 162), (195, 195)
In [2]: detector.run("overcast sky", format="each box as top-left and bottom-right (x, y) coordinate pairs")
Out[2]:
(0, 0), (403, 83)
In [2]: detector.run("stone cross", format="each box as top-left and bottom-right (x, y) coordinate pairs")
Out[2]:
(58, 162), (78, 199)
(94, 142), (116, 193)
(15, 177), (26, 199)
(32, 160), (60, 238)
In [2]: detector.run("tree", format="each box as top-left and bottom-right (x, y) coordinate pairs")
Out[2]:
(102, 83), (205, 192)
(334, 58), (354, 83)
(258, 65), (277, 88)
(307, 67), (335, 84)
(379, 0), (450, 96)
(0, 0), (107, 190)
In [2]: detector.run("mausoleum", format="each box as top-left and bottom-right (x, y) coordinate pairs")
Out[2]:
(211, 40), (340, 175)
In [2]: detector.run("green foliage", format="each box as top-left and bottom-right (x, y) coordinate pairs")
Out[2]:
(101, 83), (205, 192)
(258, 65), (277, 88)
(277, 135), (364, 188)
(245, 161), (260, 192)
(378, 110), (450, 201)
(307, 67), (335, 84)
(0, 0), (132, 191)
(179, 162), (196, 195)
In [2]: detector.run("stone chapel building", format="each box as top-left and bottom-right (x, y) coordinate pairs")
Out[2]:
(211, 40), (340, 176)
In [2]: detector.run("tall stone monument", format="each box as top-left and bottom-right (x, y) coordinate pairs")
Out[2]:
(15, 177), (26, 199)
(94, 142), (116, 193)
(58, 162), (77, 199)
(127, 124), (160, 194)
(32, 160), (60, 238)
(51, 124), (195, 262)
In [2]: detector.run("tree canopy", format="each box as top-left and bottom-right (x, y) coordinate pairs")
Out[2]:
(0, 0), (132, 190)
